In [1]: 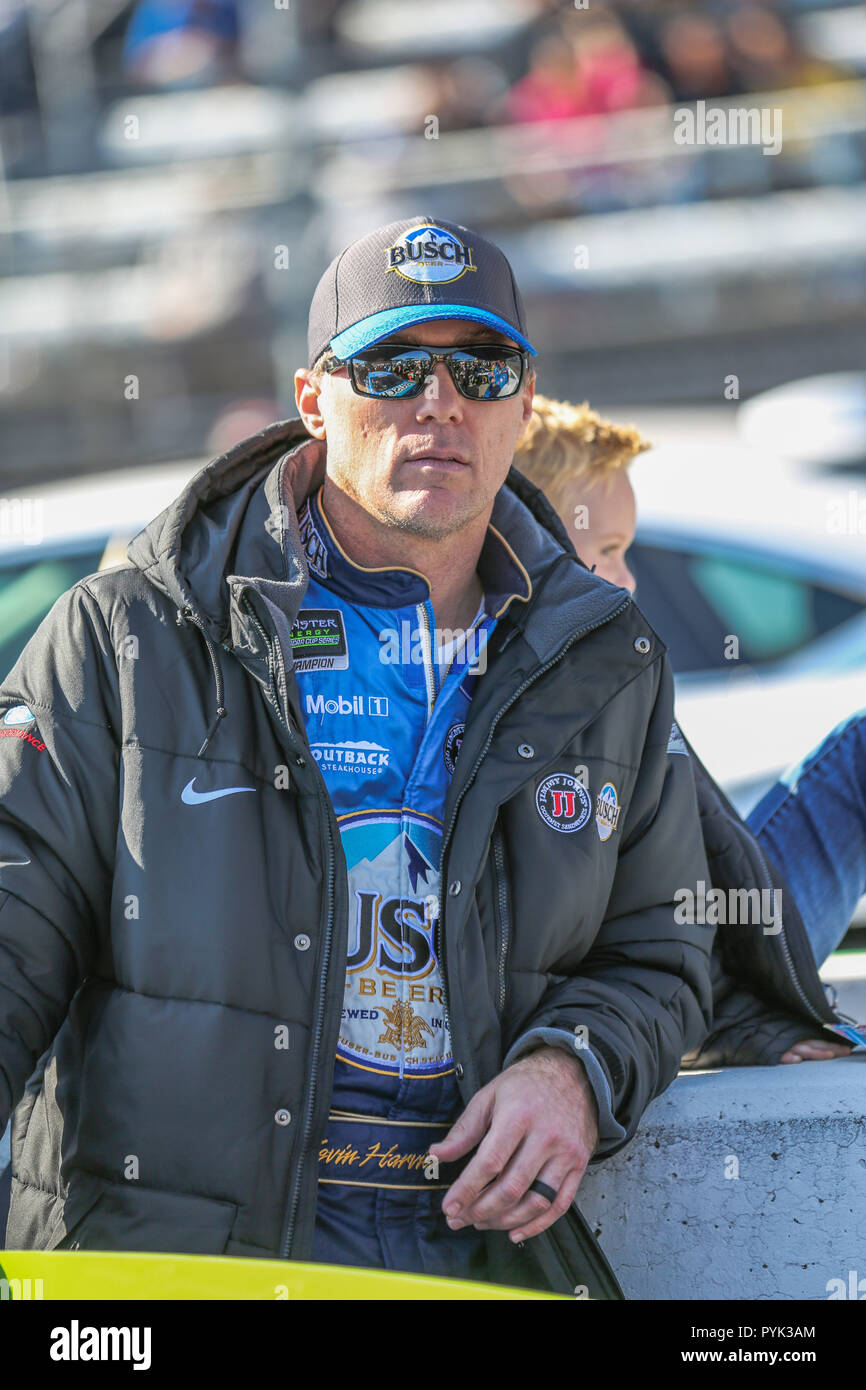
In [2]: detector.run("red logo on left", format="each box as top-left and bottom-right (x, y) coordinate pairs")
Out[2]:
(0, 728), (46, 752)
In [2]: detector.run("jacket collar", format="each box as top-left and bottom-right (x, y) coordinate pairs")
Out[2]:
(294, 485), (531, 620)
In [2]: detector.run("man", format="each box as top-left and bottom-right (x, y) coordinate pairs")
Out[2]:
(0, 216), (714, 1295)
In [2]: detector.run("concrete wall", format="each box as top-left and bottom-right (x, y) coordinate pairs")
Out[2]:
(577, 1055), (866, 1300)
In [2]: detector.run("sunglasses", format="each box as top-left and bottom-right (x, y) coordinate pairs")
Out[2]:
(321, 342), (528, 402)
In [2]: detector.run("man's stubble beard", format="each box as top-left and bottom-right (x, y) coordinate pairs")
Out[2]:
(330, 455), (489, 543)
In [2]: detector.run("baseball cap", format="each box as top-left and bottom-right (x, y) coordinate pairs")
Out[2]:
(307, 215), (537, 369)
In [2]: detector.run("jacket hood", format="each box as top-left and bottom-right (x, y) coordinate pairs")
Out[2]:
(127, 417), (319, 643)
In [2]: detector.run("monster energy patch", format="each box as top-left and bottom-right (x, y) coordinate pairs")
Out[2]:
(290, 609), (349, 671)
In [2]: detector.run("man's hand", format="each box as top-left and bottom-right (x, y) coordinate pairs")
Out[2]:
(428, 1044), (599, 1244)
(780, 1037), (854, 1063)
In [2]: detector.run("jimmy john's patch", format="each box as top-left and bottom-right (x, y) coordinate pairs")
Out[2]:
(535, 773), (592, 834)
(290, 609), (349, 672)
(595, 782), (620, 842)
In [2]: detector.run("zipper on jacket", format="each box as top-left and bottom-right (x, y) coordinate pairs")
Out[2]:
(437, 594), (632, 1092)
(241, 593), (339, 1260)
(418, 600), (437, 716)
(491, 822), (511, 1016)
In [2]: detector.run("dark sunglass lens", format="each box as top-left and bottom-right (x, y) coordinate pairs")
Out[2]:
(353, 350), (427, 398)
(452, 349), (522, 399)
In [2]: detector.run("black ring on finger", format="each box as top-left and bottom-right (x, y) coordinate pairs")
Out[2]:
(529, 1179), (557, 1204)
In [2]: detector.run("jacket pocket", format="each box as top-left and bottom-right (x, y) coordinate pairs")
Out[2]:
(50, 1175), (238, 1256)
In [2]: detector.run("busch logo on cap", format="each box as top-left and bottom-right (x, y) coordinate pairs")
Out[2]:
(387, 225), (476, 284)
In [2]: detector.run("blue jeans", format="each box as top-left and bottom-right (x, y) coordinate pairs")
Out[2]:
(746, 708), (866, 967)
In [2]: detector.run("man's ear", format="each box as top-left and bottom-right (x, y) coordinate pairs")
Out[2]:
(295, 368), (327, 440)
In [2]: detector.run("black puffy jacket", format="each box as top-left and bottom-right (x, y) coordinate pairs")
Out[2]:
(0, 419), (716, 1296)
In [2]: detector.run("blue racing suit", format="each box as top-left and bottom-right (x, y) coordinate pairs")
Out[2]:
(289, 487), (530, 1279)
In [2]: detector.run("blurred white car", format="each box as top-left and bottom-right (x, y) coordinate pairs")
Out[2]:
(737, 372), (866, 471)
(627, 442), (866, 814)
(0, 460), (203, 686)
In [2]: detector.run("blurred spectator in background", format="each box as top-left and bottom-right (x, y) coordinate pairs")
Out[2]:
(656, 12), (737, 101)
(420, 56), (509, 134)
(122, 0), (241, 87)
(0, 0), (38, 115)
(504, 32), (588, 125)
(498, 11), (671, 215)
(567, 13), (659, 115)
(502, 13), (664, 125)
(647, 3), (846, 104)
(205, 398), (281, 456)
(725, 4), (846, 92)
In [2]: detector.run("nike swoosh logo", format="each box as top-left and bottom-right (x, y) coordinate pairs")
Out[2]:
(0, 857), (30, 868)
(181, 778), (256, 805)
